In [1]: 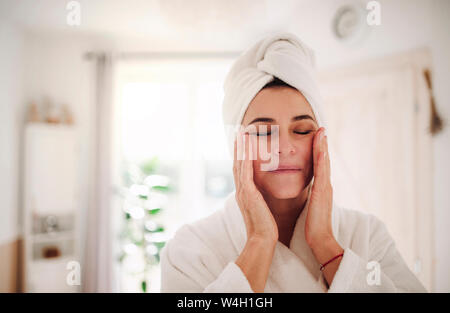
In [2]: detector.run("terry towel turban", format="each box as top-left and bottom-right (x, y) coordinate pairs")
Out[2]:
(222, 32), (326, 157)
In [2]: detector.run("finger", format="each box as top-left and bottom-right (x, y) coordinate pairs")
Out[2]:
(320, 128), (327, 176)
(312, 127), (324, 176)
(241, 133), (254, 184)
(321, 128), (329, 179)
(323, 135), (333, 203)
(250, 132), (257, 162)
(239, 131), (245, 181)
(324, 135), (330, 180)
(313, 128), (327, 189)
(233, 136), (238, 186)
(240, 130), (249, 182)
(233, 131), (243, 189)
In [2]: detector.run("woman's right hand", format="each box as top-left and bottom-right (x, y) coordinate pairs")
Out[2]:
(233, 130), (279, 243)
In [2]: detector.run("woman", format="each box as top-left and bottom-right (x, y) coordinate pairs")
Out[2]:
(160, 32), (427, 292)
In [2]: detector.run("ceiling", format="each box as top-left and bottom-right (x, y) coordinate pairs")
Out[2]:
(0, 0), (342, 51)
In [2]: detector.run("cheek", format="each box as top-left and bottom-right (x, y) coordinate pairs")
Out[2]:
(252, 158), (269, 188)
(301, 139), (315, 173)
(252, 158), (264, 177)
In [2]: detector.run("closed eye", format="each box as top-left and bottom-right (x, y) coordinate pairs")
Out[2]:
(253, 130), (312, 136)
(294, 131), (311, 135)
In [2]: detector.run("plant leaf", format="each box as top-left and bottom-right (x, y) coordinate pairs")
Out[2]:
(151, 185), (170, 192)
(154, 242), (166, 249)
(140, 157), (159, 176)
(147, 208), (162, 215)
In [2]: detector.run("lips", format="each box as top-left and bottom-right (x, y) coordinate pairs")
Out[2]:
(269, 165), (302, 173)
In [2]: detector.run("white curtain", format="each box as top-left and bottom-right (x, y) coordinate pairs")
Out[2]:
(83, 53), (115, 292)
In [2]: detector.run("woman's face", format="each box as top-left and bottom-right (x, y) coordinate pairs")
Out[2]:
(241, 86), (319, 199)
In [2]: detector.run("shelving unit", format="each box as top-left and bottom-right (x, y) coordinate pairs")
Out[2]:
(22, 123), (81, 292)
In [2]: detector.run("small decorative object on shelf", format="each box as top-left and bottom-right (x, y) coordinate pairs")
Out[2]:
(43, 246), (61, 259)
(61, 104), (74, 125)
(44, 215), (59, 234)
(27, 102), (41, 123)
(45, 102), (61, 124)
(26, 98), (75, 125)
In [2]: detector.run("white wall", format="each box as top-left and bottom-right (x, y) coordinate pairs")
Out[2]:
(0, 20), (24, 244)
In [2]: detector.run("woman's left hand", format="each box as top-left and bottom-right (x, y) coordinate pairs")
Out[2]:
(305, 127), (344, 286)
(304, 127), (344, 285)
(304, 127), (334, 247)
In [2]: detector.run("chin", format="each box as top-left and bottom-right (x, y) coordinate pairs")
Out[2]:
(263, 183), (303, 199)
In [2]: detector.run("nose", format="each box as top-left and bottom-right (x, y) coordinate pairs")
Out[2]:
(277, 131), (296, 155)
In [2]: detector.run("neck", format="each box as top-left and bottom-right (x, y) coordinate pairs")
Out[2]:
(261, 186), (310, 247)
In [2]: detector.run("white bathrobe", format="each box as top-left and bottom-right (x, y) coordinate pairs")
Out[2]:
(160, 190), (427, 293)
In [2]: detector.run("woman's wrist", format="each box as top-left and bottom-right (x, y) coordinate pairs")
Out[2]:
(309, 235), (343, 266)
(247, 234), (278, 246)
(236, 236), (277, 292)
(309, 236), (344, 286)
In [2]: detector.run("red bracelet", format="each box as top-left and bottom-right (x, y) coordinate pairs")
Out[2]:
(319, 252), (344, 271)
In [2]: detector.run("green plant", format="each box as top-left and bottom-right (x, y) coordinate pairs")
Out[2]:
(118, 156), (172, 292)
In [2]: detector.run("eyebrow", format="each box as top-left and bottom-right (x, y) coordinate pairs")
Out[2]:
(248, 114), (316, 125)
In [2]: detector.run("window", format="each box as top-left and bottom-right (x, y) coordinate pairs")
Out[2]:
(113, 57), (235, 292)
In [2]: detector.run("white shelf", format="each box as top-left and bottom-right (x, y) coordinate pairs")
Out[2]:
(23, 123), (81, 292)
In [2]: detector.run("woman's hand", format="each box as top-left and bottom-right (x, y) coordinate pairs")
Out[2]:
(233, 130), (279, 243)
(304, 127), (334, 247)
(233, 130), (278, 292)
(304, 127), (344, 286)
